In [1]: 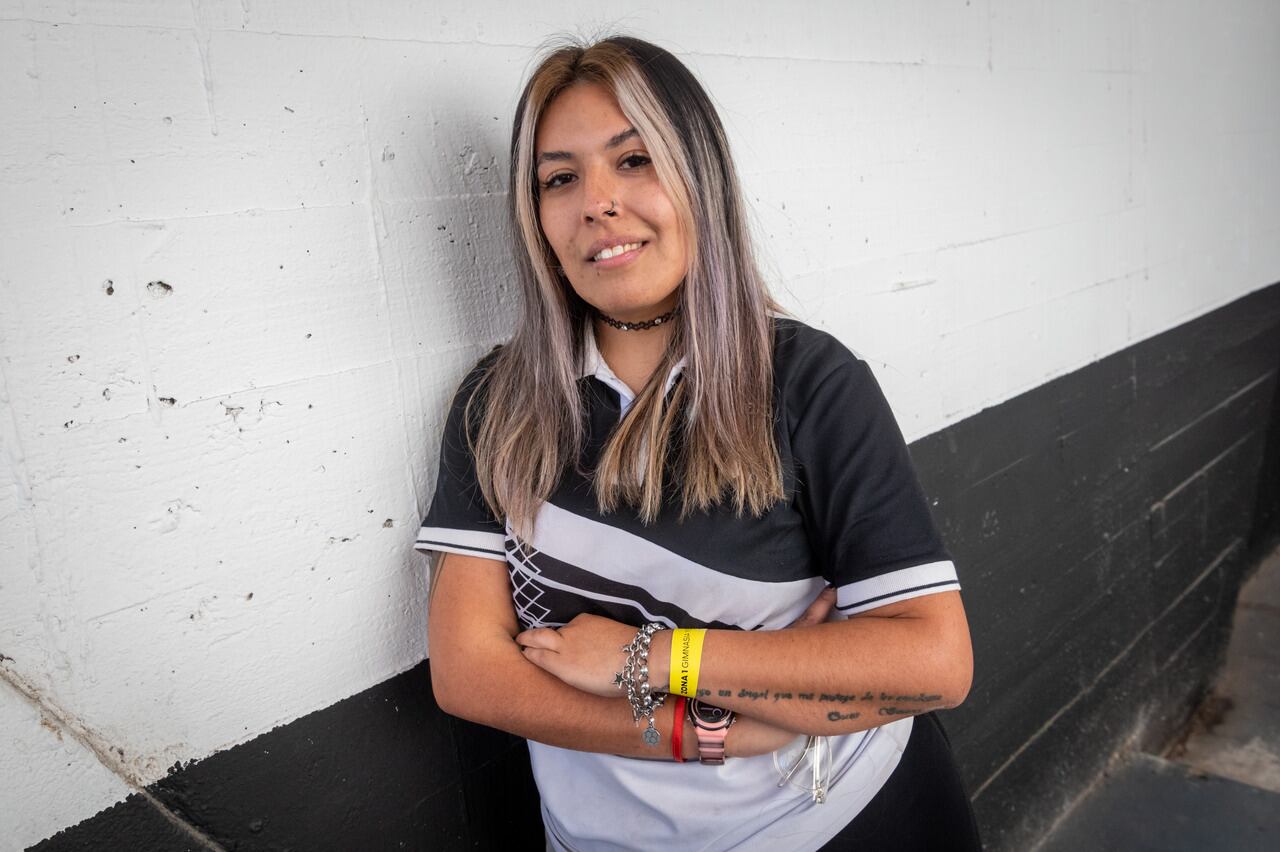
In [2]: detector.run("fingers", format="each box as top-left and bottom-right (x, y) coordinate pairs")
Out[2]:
(789, 586), (837, 628)
(521, 645), (551, 668)
(515, 626), (562, 651)
(516, 628), (559, 671)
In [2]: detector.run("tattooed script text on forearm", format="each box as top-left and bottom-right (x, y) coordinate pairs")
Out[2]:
(695, 689), (944, 723)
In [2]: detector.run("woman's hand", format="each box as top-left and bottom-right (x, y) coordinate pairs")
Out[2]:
(515, 586), (838, 698)
(789, 584), (836, 628)
(516, 613), (634, 698)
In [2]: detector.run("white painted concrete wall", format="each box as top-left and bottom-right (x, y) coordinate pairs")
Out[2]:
(1, 0), (1277, 846)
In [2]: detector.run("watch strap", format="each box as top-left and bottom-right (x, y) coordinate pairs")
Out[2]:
(688, 700), (734, 765)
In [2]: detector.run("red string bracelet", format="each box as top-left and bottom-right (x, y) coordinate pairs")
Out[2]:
(671, 696), (687, 762)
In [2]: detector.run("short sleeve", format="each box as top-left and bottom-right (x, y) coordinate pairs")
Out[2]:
(791, 349), (959, 616)
(414, 350), (507, 563)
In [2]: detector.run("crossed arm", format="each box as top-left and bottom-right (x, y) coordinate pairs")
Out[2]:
(428, 551), (973, 759)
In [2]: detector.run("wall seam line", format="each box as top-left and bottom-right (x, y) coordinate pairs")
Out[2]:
(0, 667), (227, 851)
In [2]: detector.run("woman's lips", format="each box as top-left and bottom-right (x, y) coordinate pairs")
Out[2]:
(590, 242), (645, 269)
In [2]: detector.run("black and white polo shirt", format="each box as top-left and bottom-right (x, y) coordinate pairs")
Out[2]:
(416, 316), (960, 851)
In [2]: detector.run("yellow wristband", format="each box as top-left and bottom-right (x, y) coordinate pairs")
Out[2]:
(669, 628), (707, 697)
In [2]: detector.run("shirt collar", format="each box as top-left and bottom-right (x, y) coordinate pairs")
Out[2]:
(580, 319), (688, 416)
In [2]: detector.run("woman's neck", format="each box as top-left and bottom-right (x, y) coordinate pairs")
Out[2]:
(593, 317), (677, 397)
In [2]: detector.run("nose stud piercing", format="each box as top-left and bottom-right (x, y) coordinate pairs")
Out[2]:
(604, 200), (618, 217)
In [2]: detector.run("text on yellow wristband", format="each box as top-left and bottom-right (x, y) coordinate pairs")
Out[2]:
(669, 628), (707, 697)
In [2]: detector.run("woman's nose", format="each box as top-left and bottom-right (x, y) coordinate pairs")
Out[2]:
(582, 169), (619, 223)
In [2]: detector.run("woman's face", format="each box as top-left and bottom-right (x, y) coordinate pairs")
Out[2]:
(534, 82), (688, 322)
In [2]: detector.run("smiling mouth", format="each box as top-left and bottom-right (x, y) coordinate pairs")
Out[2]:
(589, 241), (647, 263)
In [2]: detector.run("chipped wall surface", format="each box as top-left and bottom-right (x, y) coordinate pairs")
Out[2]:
(1, 0), (1278, 847)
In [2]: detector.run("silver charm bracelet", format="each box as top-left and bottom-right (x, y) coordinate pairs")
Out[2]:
(613, 622), (668, 746)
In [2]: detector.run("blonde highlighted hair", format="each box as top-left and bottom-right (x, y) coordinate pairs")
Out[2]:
(471, 35), (785, 539)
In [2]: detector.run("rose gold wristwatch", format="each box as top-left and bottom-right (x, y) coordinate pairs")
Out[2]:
(689, 699), (735, 765)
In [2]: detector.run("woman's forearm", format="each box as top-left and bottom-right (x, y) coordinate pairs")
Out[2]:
(646, 592), (973, 737)
(428, 552), (799, 759)
(434, 628), (806, 759)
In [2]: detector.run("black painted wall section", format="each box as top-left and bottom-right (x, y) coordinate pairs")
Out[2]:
(911, 282), (1280, 851)
(30, 283), (1280, 852)
(29, 671), (542, 851)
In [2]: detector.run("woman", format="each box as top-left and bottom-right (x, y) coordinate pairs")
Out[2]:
(417, 35), (981, 851)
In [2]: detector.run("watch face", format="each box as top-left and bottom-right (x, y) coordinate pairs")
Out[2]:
(690, 699), (732, 727)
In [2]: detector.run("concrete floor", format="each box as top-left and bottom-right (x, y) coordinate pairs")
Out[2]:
(1174, 547), (1280, 794)
(1037, 545), (1280, 852)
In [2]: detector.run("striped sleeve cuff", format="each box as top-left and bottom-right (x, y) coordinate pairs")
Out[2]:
(414, 526), (507, 563)
(833, 560), (960, 615)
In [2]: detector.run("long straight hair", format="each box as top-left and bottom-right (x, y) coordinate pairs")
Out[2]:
(471, 35), (785, 540)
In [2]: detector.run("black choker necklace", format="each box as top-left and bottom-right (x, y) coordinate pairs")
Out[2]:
(595, 306), (680, 331)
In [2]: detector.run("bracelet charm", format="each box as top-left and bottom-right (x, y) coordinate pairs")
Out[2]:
(614, 622), (668, 747)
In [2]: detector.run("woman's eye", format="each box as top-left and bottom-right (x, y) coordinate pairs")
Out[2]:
(621, 153), (651, 169)
(541, 172), (574, 190)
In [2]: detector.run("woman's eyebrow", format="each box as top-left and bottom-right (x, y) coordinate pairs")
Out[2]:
(536, 128), (640, 166)
(604, 127), (639, 149)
